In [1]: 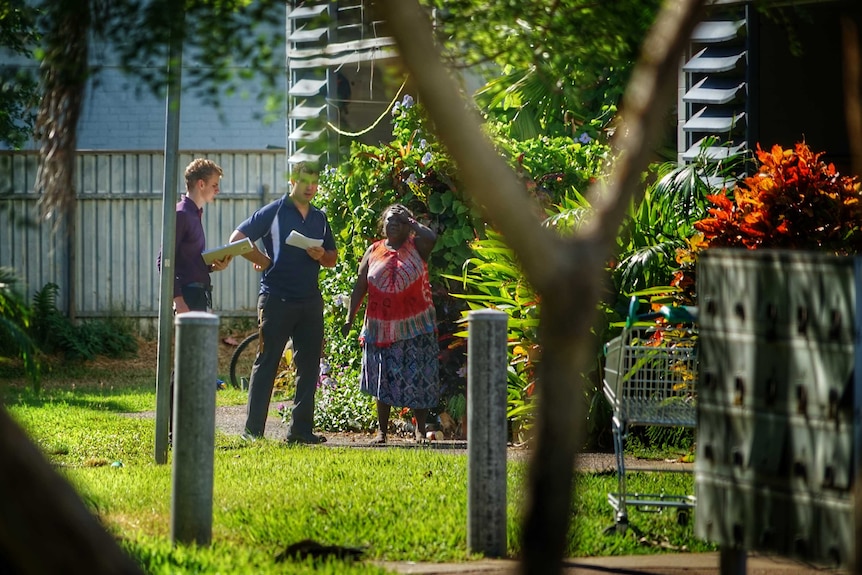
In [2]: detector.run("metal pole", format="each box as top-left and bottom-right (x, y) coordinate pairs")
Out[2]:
(154, 5), (185, 464)
(171, 312), (218, 546)
(466, 309), (508, 558)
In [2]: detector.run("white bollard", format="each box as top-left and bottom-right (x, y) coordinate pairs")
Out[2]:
(171, 312), (218, 546)
(467, 309), (508, 558)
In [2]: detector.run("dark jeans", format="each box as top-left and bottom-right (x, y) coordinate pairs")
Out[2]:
(180, 283), (212, 312)
(244, 293), (324, 438)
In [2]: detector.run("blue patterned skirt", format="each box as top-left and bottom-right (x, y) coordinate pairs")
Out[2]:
(360, 332), (440, 408)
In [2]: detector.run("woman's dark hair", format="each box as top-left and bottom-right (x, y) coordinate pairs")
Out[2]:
(378, 203), (413, 234)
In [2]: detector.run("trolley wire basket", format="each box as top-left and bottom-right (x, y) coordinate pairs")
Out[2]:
(602, 297), (698, 533)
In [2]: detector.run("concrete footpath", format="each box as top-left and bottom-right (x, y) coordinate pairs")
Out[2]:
(379, 552), (847, 574)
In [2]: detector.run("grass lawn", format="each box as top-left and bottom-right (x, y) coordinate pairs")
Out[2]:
(0, 341), (715, 574)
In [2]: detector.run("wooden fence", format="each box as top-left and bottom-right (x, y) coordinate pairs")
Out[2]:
(0, 150), (290, 334)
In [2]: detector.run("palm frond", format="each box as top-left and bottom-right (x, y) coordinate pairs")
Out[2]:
(615, 240), (684, 293)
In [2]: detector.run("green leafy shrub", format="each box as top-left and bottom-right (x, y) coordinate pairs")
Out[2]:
(0, 267), (39, 388)
(443, 230), (540, 439)
(29, 282), (137, 361)
(612, 145), (743, 297)
(313, 377), (377, 432)
(317, 95), (612, 436)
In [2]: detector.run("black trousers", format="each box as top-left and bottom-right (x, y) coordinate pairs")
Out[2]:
(180, 283), (211, 312)
(244, 293), (324, 438)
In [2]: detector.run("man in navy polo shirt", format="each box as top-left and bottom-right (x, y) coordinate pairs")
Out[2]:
(229, 162), (338, 444)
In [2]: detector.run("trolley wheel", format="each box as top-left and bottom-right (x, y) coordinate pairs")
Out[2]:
(229, 333), (259, 389)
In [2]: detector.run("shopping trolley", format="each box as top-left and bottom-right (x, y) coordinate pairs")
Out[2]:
(602, 296), (698, 533)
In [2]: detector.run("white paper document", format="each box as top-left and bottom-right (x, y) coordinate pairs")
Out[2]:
(285, 230), (323, 250)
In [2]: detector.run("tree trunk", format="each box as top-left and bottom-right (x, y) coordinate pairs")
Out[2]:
(0, 405), (144, 574)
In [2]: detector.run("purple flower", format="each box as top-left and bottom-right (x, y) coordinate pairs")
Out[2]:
(402, 94), (414, 108)
(421, 152), (432, 165)
(406, 173), (418, 186)
(391, 101), (401, 116)
(578, 132), (592, 144)
(418, 138), (428, 150)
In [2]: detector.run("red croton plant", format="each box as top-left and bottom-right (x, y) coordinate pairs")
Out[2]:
(694, 141), (862, 252)
(669, 142), (862, 298)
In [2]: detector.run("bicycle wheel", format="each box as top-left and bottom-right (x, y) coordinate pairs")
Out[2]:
(229, 333), (259, 389)
(229, 333), (294, 390)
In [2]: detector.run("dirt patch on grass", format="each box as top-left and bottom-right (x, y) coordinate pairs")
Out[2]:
(80, 332), (250, 378)
(2, 331), (254, 390)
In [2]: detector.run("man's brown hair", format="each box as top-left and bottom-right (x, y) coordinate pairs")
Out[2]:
(184, 158), (223, 191)
(290, 161), (320, 181)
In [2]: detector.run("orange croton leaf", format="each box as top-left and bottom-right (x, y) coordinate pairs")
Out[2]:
(705, 193), (733, 210)
(693, 218), (723, 233)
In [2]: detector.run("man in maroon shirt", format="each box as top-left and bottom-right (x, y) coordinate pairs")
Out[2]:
(161, 158), (231, 312)
(158, 158), (231, 439)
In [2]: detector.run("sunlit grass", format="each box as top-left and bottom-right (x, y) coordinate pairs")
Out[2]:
(1, 366), (714, 574)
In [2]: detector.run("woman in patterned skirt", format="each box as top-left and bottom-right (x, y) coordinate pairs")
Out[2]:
(341, 204), (439, 443)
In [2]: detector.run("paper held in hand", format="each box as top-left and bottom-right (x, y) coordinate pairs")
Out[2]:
(286, 230), (323, 250)
(201, 238), (254, 265)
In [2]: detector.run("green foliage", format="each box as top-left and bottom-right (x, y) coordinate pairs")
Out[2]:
(426, 0), (662, 136)
(0, 267), (39, 388)
(486, 115), (611, 200)
(443, 230), (540, 436)
(31, 0), (287, 117)
(271, 363), (377, 434)
(31, 282), (87, 358)
(313, 379), (377, 432)
(0, 0), (39, 149)
(318, 97), (612, 425)
(0, 66), (38, 150)
(612, 143), (746, 297)
(29, 282), (137, 361)
(319, 96), (478, 286)
(437, 159), (712, 449)
(446, 392), (466, 421)
(439, 166), (622, 446)
(625, 426), (696, 461)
